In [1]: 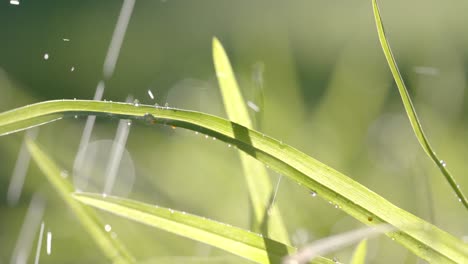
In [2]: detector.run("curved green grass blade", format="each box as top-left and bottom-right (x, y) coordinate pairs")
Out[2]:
(371, 0), (468, 210)
(213, 37), (289, 243)
(73, 193), (334, 264)
(25, 139), (135, 264)
(0, 100), (467, 262)
(350, 240), (368, 264)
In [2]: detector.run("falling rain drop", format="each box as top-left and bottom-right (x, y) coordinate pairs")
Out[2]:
(70, 66), (75, 72)
(43, 53), (49, 60)
(104, 224), (112, 232)
(147, 89), (155, 100)
(63, 38), (70, 42)
(46, 231), (52, 255)
(10, 0), (19, 5)
(439, 160), (447, 167)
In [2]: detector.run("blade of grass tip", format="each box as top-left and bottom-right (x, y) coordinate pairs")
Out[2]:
(25, 139), (135, 264)
(0, 100), (467, 262)
(350, 239), (368, 264)
(213, 37), (290, 244)
(73, 193), (335, 264)
(371, 0), (468, 210)
(283, 225), (392, 264)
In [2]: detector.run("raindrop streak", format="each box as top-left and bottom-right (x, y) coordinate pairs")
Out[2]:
(11, 194), (46, 264)
(33, 222), (45, 264)
(7, 128), (39, 206)
(43, 53), (49, 60)
(74, 0), (135, 180)
(62, 38), (70, 42)
(103, 95), (132, 195)
(10, 0), (19, 5)
(147, 89), (155, 100)
(247, 101), (260, 112)
(102, 0), (136, 79)
(104, 224), (112, 232)
(268, 175), (283, 215)
(46, 231), (52, 255)
(73, 81), (105, 183)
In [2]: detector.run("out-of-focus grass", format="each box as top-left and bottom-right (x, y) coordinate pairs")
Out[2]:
(1, 1), (468, 263)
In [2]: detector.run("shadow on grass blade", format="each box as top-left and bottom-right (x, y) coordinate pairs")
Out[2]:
(213, 37), (290, 244)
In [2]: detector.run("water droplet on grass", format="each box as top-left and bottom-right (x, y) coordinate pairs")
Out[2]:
(439, 160), (447, 167)
(228, 144), (231, 148)
(205, 135), (209, 139)
(104, 224), (112, 232)
(60, 170), (69, 178)
(310, 191), (317, 197)
(133, 99), (140, 106)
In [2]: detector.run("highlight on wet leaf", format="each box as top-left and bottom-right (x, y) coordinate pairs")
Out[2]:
(371, 0), (468, 210)
(1, 100), (467, 263)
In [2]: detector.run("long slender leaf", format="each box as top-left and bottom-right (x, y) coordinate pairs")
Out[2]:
(25, 139), (135, 264)
(213, 37), (289, 243)
(371, 0), (468, 210)
(350, 240), (368, 264)
(0, 100), (467, 262)
(73, 193), (334, 264)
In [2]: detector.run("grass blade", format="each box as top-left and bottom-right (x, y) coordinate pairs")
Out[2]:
(371, 0), (468, 209)
(73, 193), (334, 264)
(350, 239), (368, 264)
(25, 139), (135, 264)
(213, 37), (289, 243)
(0, 100), (467, 262)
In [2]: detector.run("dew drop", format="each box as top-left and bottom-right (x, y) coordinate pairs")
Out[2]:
(458, 198), (462, 202)
(133, 99), (140, 107)
(212, 137), (216, 140)
(74, 115), (78, 119)
(195, 131), (199, 135)
(205, 135), (209, 139)
(102, 193), (107, 198)
(169, 209), (175, 214)
(104, 224), (112, 232)
(310, 191), (317, 197)
(43, 53), (49, 60)
(440, 160), (447, 167)
(228, 144), (231, 148)
(127, 120), (132, 126)
(164, 102), (169, 108)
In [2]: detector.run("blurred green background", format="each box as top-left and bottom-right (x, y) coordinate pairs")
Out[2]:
(1, 0), (467, 263)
